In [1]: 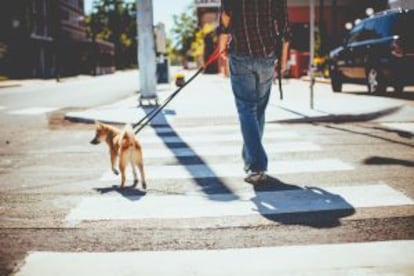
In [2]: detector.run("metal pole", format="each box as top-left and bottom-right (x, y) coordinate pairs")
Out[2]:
(137, 0), (157, 104)
(310, 0), (315, 109)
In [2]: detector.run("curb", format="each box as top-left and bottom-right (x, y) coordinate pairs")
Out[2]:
(0, 84), (21, 89)
(274, 106), (402, 124)
(64, 114), (131, 126)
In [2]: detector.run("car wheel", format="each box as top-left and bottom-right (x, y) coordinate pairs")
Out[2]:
(330, 70), (343, 92)
(366, 67), (386, 94)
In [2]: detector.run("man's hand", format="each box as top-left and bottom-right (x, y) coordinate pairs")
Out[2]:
(218, 34), (229, 60)
(273, 42), (289, 84)
(218, 9), (231, 60)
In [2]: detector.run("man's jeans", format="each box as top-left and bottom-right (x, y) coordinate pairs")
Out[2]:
(229, 53), (276, 172)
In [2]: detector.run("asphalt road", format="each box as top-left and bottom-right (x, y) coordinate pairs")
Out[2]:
(0, 71), (139, 110)
(0, 74), (413, 275)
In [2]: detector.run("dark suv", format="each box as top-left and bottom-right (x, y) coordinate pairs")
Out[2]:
(329, 9), (414, 94)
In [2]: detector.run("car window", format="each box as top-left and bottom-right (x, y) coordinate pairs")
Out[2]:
(374, 15), (397, 38)
(361, 19), (379, 40)
(347, 20), (378, 43)
(347, 24), (364, 44)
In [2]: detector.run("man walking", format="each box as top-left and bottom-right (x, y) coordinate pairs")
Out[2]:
(218, 0), (290, 184)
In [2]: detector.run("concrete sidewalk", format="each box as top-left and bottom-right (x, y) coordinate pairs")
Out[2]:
(65, 71), (410, 126)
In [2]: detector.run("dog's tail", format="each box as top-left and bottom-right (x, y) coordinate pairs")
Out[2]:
(120, 124), (135, 146)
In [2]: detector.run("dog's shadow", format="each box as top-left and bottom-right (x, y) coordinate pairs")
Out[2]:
(94, 185), (146, 201)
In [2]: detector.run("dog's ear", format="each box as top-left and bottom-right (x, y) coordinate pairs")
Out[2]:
(95, 121), (103, 129)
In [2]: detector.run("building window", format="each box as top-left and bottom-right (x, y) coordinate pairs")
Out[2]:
(31, 0), (51, 38)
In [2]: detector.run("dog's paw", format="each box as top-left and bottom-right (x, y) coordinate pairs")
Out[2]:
(133, 179), (139, 187)
(142, 182), (147, 190)
(112, 168), (119, 175)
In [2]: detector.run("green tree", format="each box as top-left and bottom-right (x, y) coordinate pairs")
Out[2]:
(170, 4), (198, 63)
(87, 0), (137, 69)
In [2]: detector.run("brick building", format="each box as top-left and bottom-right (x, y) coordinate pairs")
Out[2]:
(0, 0), (114, 79)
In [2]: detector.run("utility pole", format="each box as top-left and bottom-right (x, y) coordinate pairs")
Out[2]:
(137, 0), (157, 105)
(54, 1), (62, 82)
(309, 0), (315, 109)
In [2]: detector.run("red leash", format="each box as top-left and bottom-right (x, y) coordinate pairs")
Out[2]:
(205, 48), (221, 67)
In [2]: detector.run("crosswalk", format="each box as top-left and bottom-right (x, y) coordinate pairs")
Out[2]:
(17, 123), (414, 275)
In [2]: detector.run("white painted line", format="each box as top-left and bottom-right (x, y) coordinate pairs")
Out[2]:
(382, 123), (414, 134)
(139, 130), (300, 145)
(100, 159), (353, 181)
(0, 106), (5, 111)
(66, 184), (412, 221)
(17, 240), (414, 276)
(143, 141), (321, 158)
(8, 107), (58, 115)
(138, 123), (283, 136)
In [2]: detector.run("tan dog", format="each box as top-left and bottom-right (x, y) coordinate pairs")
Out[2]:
(90, 122), (146, 189)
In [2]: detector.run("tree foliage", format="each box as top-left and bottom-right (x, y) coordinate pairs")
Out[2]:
(86, 0), (137, 69)
(170, 5), (198, 57)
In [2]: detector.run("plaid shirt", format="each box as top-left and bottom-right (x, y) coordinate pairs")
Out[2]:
(220, 0), (291, 57)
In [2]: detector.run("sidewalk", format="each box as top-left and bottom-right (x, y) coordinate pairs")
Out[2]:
(65, 71), (411, 126)
(0, 70), (136, 90)
(0, 75), (93, 89)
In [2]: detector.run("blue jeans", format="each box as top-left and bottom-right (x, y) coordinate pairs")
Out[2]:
(229, 53), (276, 172)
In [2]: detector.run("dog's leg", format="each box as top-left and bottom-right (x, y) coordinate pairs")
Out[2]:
(136, 152), (147, 190)
(131, 160), (138, 187)
(110, 150), (119, 175)
(119, 154), (127, 188)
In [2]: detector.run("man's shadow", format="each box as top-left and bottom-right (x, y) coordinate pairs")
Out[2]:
(251, 176), (355, 228)
(94, 185), (147, 202)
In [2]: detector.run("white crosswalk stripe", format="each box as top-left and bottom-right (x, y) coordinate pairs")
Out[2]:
(140, 130), (300, 145)
(66, 183), (413, 222)
(100, 158), (353, 181)
(17, 241), (414, 276)
(381, 122), (414, 134)
(142, 141), (321, 158)
(139, 123), (282, 135)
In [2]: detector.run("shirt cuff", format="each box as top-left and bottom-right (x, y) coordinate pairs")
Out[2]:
(283, 27), (292, 43)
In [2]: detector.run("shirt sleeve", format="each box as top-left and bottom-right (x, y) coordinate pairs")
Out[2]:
(273, 0), (291, 42)
(222, 0), (231, 14)
(218, 0), (231, 35)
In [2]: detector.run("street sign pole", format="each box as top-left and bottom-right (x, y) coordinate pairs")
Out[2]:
(137, 0), (157, 105)
(310, 0), (315, 109)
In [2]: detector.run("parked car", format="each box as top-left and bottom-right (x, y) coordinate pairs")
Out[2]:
(329, 9), (414, 94)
